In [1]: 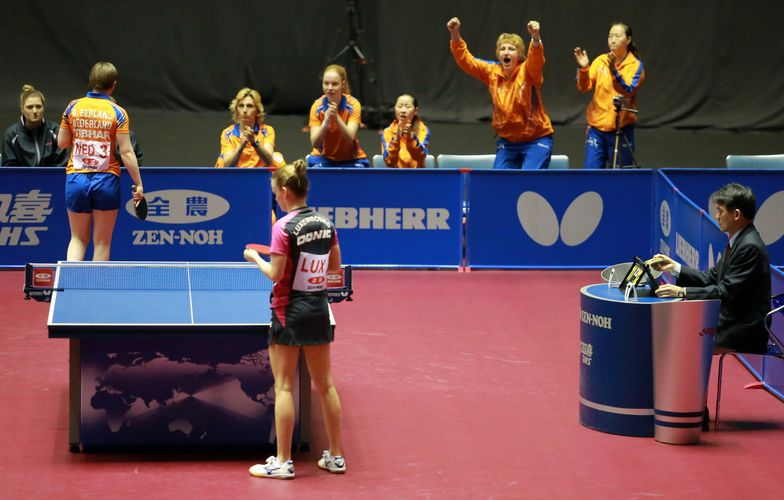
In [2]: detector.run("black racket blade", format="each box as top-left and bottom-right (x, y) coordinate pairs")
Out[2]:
(131, 184), (147, 221)
(135, 196), (148, 220)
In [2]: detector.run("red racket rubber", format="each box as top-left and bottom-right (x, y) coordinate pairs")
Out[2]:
(245, 243), (271, 255)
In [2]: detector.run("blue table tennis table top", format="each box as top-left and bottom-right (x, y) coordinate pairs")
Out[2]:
(48, 262), (273, 337)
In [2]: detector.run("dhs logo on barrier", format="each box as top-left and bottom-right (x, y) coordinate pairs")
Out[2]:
(125, 190), (229, 223)
(517, 191), (603, 246)
(0, 189), (54, 246)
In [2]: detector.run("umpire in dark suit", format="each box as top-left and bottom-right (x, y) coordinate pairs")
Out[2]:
(651, 183), (771, 354)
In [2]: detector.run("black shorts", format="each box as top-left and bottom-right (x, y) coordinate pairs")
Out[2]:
(269, 295), (333, 346)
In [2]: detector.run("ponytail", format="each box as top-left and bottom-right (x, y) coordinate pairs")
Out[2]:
(272, 159), (309, 198)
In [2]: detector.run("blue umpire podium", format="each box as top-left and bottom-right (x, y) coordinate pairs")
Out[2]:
(33, 261), (351, 451)
(579, 283), (719, 443)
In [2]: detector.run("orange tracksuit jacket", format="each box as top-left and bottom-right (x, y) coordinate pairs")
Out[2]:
(450, 37), (553, 143)
(308, 94), (367, 161)
(215, 123), (284, 168)
(381, 119), (430, 168)
(576, 52), (645, 132)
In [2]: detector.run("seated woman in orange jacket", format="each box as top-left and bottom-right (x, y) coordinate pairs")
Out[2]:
(307, 64), (369, 168)
(380, 93), (430, 168)
(215, 88), (285, 168)
(447, 17), (554, 169)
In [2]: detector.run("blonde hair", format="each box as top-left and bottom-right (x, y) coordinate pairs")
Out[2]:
(89, 62), (118, 91)
(229, 87), (264, 125)
(19, 84), (45, 110)
(496, 33), (526, 61)
(323, 64), (351, 95)
(272, 159), (309, 198)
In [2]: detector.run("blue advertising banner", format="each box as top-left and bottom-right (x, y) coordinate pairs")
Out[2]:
(735, 267), (784, 401)
(307, 169), (463, 267)
(670, 191), (706, 271)
(466, 170), (653, 268)
(660, 169), (784, 265)
(653, 171), (678, 260)
(0, 168), (65, 265)
(0, 168), (272, 266)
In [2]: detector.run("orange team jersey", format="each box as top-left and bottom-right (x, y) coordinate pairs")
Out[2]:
(381, 119), (430, 168)
(308, 94), (367, 161)
(214, 123), (284, 168)
(576, 52), (645, 132)
(60, 91), (128, 176)
(450, 38), (553, 143)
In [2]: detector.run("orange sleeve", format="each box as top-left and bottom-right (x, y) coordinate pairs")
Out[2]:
(405, 124), (429, 164)
(347, 99), (362, 126)
(523, 43), (545, 86)
(308, 100), (323, 128)
(450, 38), (491, 85)
(382, 124), (400, 167)
(576, 66), (593, 92)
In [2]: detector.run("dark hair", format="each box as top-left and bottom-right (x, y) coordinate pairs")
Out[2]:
(395, 93), (422, 132)
(612, 22), (638, 57)
(712, 183), (757, 220)
(272, 159), (309, 198)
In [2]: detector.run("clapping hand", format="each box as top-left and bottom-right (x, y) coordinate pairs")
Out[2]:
(324, 102), (338, 123)
(574, 47), (589, 68)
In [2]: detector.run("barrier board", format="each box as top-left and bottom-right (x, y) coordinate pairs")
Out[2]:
(466, 170), (653, 268)
(0, 168), (271, 265)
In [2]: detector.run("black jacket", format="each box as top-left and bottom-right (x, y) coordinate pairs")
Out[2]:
(677, 224), (771, 353)
(1, 117), (68, 166)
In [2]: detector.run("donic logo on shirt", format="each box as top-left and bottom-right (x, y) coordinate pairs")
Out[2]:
(124, 190), (229, 223)
(516, 191), (603, 247)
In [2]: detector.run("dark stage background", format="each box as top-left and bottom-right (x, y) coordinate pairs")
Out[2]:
(1, 0), (782, 167)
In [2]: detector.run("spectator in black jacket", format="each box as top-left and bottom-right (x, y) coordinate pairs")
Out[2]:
(2, 84), (68, 166)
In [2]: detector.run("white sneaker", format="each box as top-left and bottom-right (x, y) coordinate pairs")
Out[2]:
(249, 456), (295, 479)
(317, 450), (346, 474)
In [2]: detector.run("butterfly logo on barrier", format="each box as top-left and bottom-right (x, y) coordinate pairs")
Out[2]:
(706, 190), (784, 246)
(517, 191), (603, 247)
(753, 191), (784, 245)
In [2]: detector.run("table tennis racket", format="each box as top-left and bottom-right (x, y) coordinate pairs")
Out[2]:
(245, 243), (271, 255)
(132, 185), (148, 221)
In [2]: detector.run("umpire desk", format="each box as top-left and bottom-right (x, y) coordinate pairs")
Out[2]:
(38, 261), (340, 451)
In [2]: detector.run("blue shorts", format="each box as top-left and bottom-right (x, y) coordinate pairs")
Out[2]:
(65, 173), (121, 213)
(584, 125), (636, 169)
(494, 135), (554, 169)
(307, 156), (370, 168)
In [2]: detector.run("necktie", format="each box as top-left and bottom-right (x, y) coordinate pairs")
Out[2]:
(720, 242), (731, 278)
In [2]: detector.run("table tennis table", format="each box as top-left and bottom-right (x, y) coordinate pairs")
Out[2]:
(37, 261), (333, 451)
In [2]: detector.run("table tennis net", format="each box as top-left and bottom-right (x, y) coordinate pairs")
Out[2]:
(26, 262), (273, 292)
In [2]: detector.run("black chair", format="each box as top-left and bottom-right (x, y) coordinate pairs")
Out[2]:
(714, 293), (784, 430)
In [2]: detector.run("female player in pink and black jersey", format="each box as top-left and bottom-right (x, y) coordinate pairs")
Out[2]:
(244, 159), (346, 479)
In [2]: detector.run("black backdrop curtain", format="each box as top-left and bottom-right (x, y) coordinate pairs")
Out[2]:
(3, 0), (783, 130)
